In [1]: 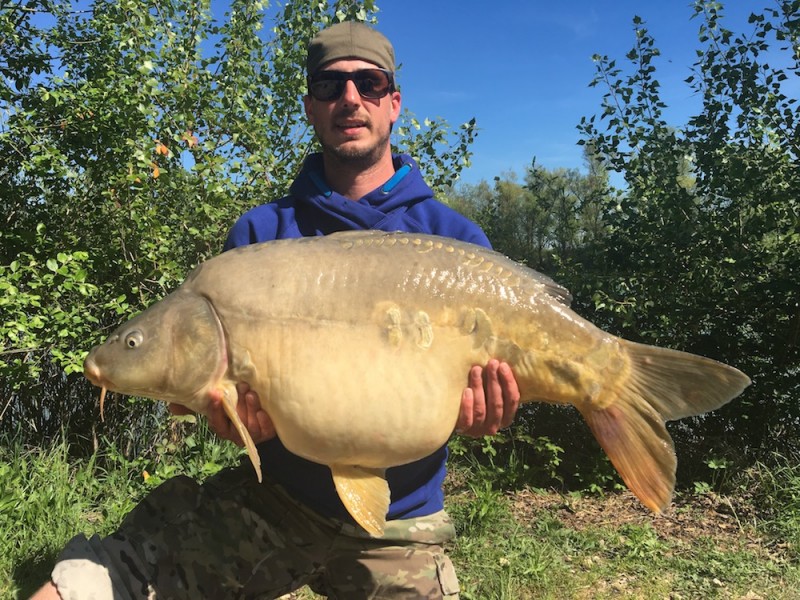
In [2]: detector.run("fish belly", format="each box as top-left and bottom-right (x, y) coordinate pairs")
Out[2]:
(232, 318), (483, 469)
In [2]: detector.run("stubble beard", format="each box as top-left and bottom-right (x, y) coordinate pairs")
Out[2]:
(319, 124), (392, 171)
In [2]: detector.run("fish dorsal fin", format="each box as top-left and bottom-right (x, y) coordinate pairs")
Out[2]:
(331, 464), (389, 537)
(215, 383), (262, 483)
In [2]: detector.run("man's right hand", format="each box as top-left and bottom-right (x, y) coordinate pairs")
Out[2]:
(169, 382), (276, 446)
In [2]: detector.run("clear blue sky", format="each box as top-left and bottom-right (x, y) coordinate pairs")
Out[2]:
(362, 1), (759, 185)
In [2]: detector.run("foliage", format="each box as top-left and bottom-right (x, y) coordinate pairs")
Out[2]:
(0, 0), (478, 449)
(449, 428), (564, 492)
(106, 413), (246, 488)
(449, 153), (610, 272)
(444, 0), (799, 484)
(0, 226), (133, 439)
(573, 0), (800, 460)
(395, 113), (478, 193)
(448, 404), (632, 499)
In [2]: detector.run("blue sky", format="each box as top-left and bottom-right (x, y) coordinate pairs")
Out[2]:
(361, 1), (760, 185)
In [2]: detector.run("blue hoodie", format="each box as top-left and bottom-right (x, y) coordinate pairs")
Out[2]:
(224, 153), (491, 523)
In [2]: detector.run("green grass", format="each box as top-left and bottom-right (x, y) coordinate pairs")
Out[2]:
(1, 419), (243, 599)
(4, 435), (800, 599)
(446, 492), (798, 599)
(443, 452), (800, 599)
(745, 455), (800, 556)
(0, 441), (143, 598)
(447, 490), (566, 599)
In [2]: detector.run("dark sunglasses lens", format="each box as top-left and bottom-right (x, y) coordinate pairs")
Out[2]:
(309, 79), (344, 101)
(354, 72), (391, 98)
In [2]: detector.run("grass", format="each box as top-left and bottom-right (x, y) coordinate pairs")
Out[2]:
(0, 441), (142, 598)
(448, 489), (798, 598)
(3, 434), (800, 599)
(447, 488), (565, 599)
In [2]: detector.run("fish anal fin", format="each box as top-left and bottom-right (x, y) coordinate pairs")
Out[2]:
(331, 465), (389, 537)
(580, 402), (675, 514)
(213, 384), (262, 483)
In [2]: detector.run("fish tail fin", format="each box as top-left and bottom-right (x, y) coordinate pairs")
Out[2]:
(579, 341), (750, 513)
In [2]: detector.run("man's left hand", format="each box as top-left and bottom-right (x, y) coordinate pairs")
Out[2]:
(456, 359), (521, 437)
(170, 382), (276, 447)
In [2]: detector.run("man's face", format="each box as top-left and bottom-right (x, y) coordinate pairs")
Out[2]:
(304, 59), (401, 168)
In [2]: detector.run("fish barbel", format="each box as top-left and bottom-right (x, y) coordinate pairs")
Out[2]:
(83, 230), (750, 536)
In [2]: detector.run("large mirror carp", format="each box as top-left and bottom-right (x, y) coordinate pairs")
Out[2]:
(84, 231), (750, 536)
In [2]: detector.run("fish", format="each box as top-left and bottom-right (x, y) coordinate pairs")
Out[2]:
(83, 230), (751, 536)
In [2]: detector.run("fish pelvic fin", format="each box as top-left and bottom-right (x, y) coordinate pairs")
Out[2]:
(331, 465), (389, 537)
(215, 384), (262, 483)
(580, 341), (751, 513)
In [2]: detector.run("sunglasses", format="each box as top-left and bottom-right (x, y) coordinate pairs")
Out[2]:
(307, 68), (395, 101)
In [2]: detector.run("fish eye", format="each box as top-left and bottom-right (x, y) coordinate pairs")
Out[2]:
(124, 330), (143, 349)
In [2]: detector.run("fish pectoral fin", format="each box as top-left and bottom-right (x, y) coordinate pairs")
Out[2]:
(331, 465), (389, 538)
(214, 384), (262, 483)
(580, 400), (674, 514)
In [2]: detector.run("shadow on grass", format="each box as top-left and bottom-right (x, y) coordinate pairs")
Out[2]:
(13, 550), (58, 600)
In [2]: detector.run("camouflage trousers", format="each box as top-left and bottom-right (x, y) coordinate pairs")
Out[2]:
(50, 464), (460, 599)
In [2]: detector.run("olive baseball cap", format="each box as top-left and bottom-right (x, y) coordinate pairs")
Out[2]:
(306, 21), (395, 75)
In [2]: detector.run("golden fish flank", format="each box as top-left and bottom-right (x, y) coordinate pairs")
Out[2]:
(83, 230), (751, 537)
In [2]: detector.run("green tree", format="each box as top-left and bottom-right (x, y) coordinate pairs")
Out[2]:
(0, 0), (478, 448)
(451, 156), (610, 272)
(578, 0), (800, 462)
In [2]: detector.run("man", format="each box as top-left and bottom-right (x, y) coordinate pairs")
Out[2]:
(33, 21), (520, 599)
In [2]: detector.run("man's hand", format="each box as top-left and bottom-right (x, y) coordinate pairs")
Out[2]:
(169, 382), (276, 447)
(456, 360), (521, 437)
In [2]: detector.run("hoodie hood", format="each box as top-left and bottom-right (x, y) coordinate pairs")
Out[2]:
(288, 153), (433, 233)
(224, 151), (490, 251)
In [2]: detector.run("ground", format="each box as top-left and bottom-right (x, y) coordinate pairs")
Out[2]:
(276, 487), (796, 599)
(510, 488), (771, 553)
(507, 488), (793, 599)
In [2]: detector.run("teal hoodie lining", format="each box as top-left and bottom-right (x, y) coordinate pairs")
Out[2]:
(307, 162), (412, 198)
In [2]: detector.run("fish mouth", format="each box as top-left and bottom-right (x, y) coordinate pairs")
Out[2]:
(83, 357), (111, 389)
